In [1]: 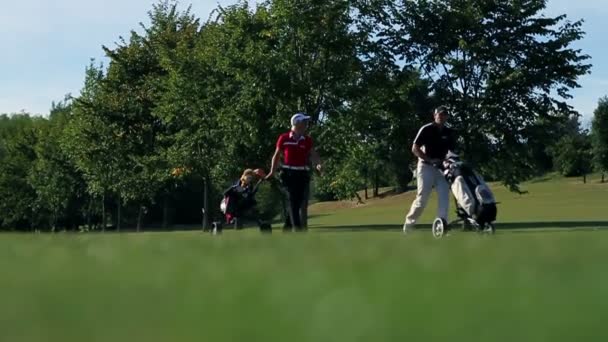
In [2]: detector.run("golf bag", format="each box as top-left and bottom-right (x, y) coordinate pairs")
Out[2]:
(220, 181), (258, 226)
(219, 179), (271, 232)
(442, 153), (497, 229)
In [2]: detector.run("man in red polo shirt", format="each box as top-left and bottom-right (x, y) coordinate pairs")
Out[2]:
(266, 113), (322, 231)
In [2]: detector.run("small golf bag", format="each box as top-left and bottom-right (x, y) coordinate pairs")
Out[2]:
(442, 153), (497, 230)
(218, 179), (271, 233)
(220, 181), (258, 227)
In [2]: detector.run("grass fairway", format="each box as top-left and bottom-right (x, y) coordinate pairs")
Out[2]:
(1, 232), (608, 341)
(309, 173), (608, 229)
(1, 175), (607, 341)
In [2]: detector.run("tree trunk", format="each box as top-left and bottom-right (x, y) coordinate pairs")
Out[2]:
(136, 206), (144, 232)
(101, 194), (106, 233)
(373, 171), (379, 197)
(583, 173), (587, 184)
(86, 209), (92, 231)
(354, 192), (364, 205)
(162, 195), (169, 231)
(602, 172), (605, 183)
(364, 169), (369, 200)
(116, 197), (122, 232)
(202, 177), (209, 231)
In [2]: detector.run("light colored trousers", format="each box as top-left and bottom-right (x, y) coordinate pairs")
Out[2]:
(405, 161), (450, 225)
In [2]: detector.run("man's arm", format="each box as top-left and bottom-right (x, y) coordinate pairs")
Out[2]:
(412, 144), (432, 163)
(265, 147), (281, 179)
(311, 148), (322, 173)
(412, 125), (439, 164)
(412, 125), (429, 162)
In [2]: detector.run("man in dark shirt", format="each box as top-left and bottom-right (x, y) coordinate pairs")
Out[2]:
(404, 106), (456, 232)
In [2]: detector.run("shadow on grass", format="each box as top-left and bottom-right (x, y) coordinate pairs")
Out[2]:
(314, 221), (608, 233)
(529, 175), (556, 183)
(497, 221), (608, 229)
(5, 221), (607, 234)
(306, 213), (332, 219)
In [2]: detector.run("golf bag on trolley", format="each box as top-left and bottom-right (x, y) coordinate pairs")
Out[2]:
(214, 169), (272, 234)
(441, 153), (497, 234)
(220, 181), (258, 228)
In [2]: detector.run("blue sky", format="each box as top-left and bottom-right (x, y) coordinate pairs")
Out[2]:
(1, 0), (606, 126)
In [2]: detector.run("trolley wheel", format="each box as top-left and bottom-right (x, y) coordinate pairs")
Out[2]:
(432, 218), (448, 238)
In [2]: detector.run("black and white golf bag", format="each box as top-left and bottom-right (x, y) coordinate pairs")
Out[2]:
(442, 153), (497, 227)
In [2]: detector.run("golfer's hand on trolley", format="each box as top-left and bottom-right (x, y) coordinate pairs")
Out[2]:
(265, 171), (275, 180)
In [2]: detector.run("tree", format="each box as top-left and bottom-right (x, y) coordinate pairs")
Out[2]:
(315, 116), (370, 202)
(520, 115), (583, 176)
(198, 0), (365, 208)
(351, 67), (433, 192)
(29, 99), (88, 231)
(591, 97), (608, 183)
(374, 0), (591, 191)
(265, 0), (362, 123)
(64, 63), (119, 231)
(0, 114), (42, 230)
(66, 2), (201, 231)
(103, 2), (201, 231)
(196, 3), (279, 187)
(552, 131), (593, 183)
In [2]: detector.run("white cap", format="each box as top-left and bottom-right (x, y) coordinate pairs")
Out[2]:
(291, 113), (311, 126)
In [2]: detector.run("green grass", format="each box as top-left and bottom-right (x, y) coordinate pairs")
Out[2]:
(1, 174), (607, 341)
(309, 173), (608, 229)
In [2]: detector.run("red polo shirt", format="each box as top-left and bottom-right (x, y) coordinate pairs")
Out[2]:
(276, 131), (313, 168)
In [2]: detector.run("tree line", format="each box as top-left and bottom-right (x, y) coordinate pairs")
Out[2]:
(1, 0), (605, 232)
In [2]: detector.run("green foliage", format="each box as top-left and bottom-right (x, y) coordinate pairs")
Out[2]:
(0, 105), (90, 231)
(552, 131), (593, 178)
(0, 115), (40, 229)
(0, 0), (592, 229)
(251, 182), (283, 221)
(373, 0), (591, 191)
(29, 100), (87, 230)
(591, 97), (608, 179)
(63, 63), (115, 200)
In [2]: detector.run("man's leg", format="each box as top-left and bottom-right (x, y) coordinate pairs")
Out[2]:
(288, 188), (303, 229)
(299, 173), (311, 229)
(288, 171), (308, 230)
(280, 171), (296, 229)
(405, 162), (435, 229)
(281, 170), (306, 230)
(435, 168), (450, 221)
